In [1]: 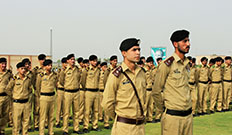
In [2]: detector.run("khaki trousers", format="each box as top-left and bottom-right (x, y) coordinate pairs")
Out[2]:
(62, 91), (80, 133)
(154, 92), (163, 120)
(145, 90), (153, 121)
(8, 99), (13, 127)
(197, 83), (208, 113)
(0, 96), (10, 133)
(55, 89), (64, 125)
(33, 92), (40, 128)
(79, 90), (85, 122)
(12, 101), (30, 135)
(161, 110), (193, 135)
(111, 116), (145, 135)
(189, 84), (197, 114)
(39, 95), (55, 135)
(83, 91), (99, 129)
(209, 83), (223, 111)
(28, 93), (33, 130)
(99, 91), (109, 127)
(222, 81), (232, 110)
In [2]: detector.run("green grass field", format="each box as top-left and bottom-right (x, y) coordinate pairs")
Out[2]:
(4, 111), (232, 135)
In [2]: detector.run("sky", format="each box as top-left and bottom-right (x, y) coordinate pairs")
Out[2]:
(0, 0), (231, 62)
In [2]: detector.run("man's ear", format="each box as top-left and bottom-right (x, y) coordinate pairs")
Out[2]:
(121, 51), (127, 58)
(173, 41), (178, 48)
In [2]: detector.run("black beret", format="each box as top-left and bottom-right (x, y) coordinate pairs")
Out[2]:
(170, 30), (190, 43)
(187, 56), (192, 61)
(137, 60), (144, 65)
(225, 56), (231, 60)
(156, 57), (162, 62)
(120, 38), (140, 51)
(22, 58), (30, 65)
(67, 54), (75, 60)
(209, 58), (215, 64)
(192, 58), (196, 63)
(77, 57), (84, 63)
(201, 57), (208, 62)
(16, 62), (25, 69)
(89, 55), (97, 61)
(100, 62), (107, 67)
(83, 59), (89, 64)
(61, 57), (67, 63)
(43, 59), (53, 66)
(146, 56), (154, 63)
(38, 54), (46, 60)
(110, 55), (117, 61)
(215, 57), (222, 62)
(97, 61), (101, 66)
(0, 57), (7, 63)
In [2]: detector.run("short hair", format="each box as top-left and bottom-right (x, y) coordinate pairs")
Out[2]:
(201, 57), (208, 62)
(146, 56), (154, 63)
(61, 57), (67, 63)
(0, 57), (7, 63)
(110, 55), (117, 61)
(89, 55), (97, 61)
(209, 58), (215, 64)
(156, 57), (162, 62)
(43, 59), (53, 66)
(192, 58), (196, 63)
(83, 59), (89, 64)
(77, 57), (83, 63)
(100, 62), (107, 67)
(225, 56), (231, 60)
(38, 54), (46, 60)
(140, 56), (145, 60)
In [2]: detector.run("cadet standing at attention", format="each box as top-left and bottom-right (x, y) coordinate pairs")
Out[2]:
(36, 59), (58, 135)
(153, 30), (192, 135)
(222, 56), (232, 111)
(59, 54), (82, 135)
(103, 55), (118, 87)
(81, 55), (101, 133)
(6, 62), (32, 135)
(102, 38), (147, 135)
(0, 58), (12, 135)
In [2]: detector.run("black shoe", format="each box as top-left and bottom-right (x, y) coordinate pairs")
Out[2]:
(56, 124), (61, 128)
(99, 119), (104, 122)
(193, 114), (199, 117)
(210, 110), (214, 114)
(19, 129), (22, 134)
(28, 128), (34, 132)
(216, 110), (221, 112)
(0, 133), (5, 135)
(69, 123), (73, 126)
(8, 124), (13, 128)
(63, 132), (68, 135)
(152, 119), (160, 123)
(73, 130), (83, 134)
(109, 118), (113, 121)
(34, 127), (39, 131)
(146, 121), (153, 123)
(79, 121), (83, 125)
(92, 128), (101, 131)
(83, 128), (89, 133)
(104, 126), (110, 129)
(69, 116), (72, 119)
(45, 126), (48, 129)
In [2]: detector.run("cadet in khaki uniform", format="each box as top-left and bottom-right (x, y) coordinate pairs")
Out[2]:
(103, 55), (118, 87)
(209, 57), (223, 113)
(102, 38), (147, 135)
(36, 59), (57, 135)
(196, 57), (209, 115)
(5, 62), (32, 135)
(33, 54), (46, 131)
(188, 58), (198, 116)
(0, 58), (12, 135)
(98, 62), (110, 129)
(59, 54), (82, 135)
(153, 30), (192, 135)
(55, 57), (67, 128)
(81, 55), (101, 133)
(222, 56), (232, 111)
(144, 57), (155, 123)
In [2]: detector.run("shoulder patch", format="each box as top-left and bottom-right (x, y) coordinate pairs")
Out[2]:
(112, 66), (122, 78)
(164, 56), (174, 66)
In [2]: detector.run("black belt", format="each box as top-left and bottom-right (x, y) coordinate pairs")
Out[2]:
(146, 88), (152, 91)
(86, 88), (98, 92)
(57, 88), (64, 91)
(99, 89), (104, 92)
(188, 82), (195, 85)
(13, 99), (29, 103)
(212, 81), (222, 83)
(65, 89), (79, 93)
(80, 88), (85, 91)
(199, 81), (208, 84)
(166, 108), (192, 117)
(41, 92), (55, 96)
(0, 92), (7, 96)
(223, 80), (232, 82)
(117, 116), (145, 125)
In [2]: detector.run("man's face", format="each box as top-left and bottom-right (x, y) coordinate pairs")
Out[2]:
(62, 63), (67, 68)
(147, 62), (154, 68)
(216, 61), (222, 66)
(0, 62), (7, 71)
(39, 60), (45, 65)
(225, 59), (231, 65)
(101, 65), (107, 71)
(24, 62), (30, 71)
(17, 67), (26, 75)
(90, 59), (98, 67)
(202, 60), (208, 66)
(68, 57), (75, 66)
(174, 37), (190, 54)
(122, 46), (141, 63)
(45, 64), (52, 71)
(79, 62), (84, 67)
(111, 59), (117, 67)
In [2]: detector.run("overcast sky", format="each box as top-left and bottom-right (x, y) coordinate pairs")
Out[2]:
(0, 0), (231, 62)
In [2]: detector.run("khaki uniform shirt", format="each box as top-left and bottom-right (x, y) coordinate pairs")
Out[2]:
(144, 66), (153, 89)
(59, 65), (81, 90)
(99, 70), (105, 90)
(209, 65), (223, 82)
(6, 73), (32, 99)
(196, 65), (209, 82)
(102, 62), (147, 119)
(81, 65), (100, 89)
(189, 65), (197, 83)
(153, 53), (191, 111)
(36, 71), (58, 93)
(222, 64), (232, 81)
(103, 65), (117, 87)
(0, 70), (12, 94)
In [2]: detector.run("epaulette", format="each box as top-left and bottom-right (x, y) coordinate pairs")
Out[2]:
(34, 66), (39, 70)
(39, 72), (44, 77)
(164, 56), (174, 66)
(112, 66), (122, 78)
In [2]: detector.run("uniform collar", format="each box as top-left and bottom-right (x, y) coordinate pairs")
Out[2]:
(173, 53), (189, 66)
(15, 73), (27, 80)
(89, 65), (97, 70)
(121, 62), (141, 74)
